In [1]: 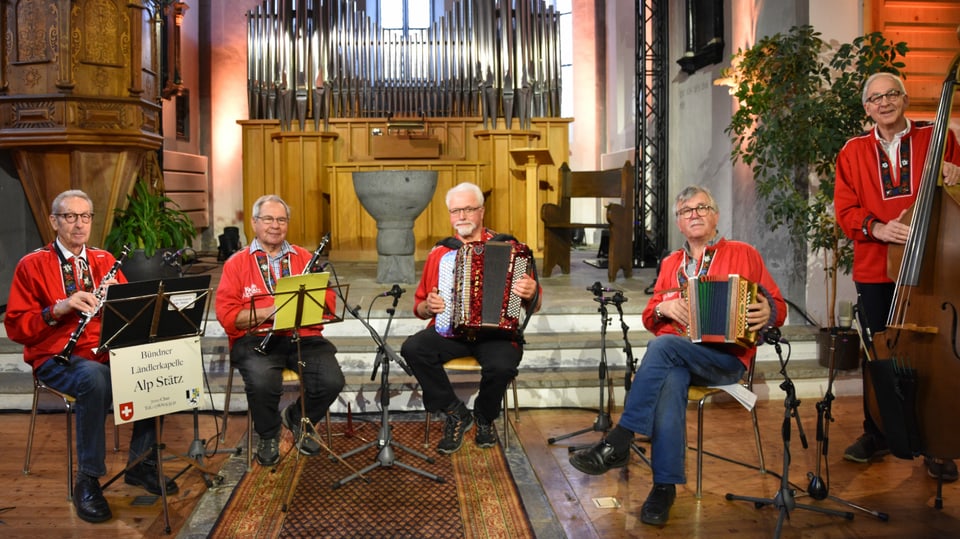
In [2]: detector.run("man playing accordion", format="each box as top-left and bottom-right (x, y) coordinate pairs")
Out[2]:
(569, 185), (786, 526)
(401, 182), (541, 454)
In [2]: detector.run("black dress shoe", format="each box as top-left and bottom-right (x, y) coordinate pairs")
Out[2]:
(73, 475), (112, 523)
(569, 441), (629, 475)
(124, 461), (179, 495)
(640, 483), (676, 526)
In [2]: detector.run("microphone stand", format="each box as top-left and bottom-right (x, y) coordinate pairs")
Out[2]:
(549, 285), (648, 464)
(802, 318), (888, 520)
(547, 286), (615, 449)
(332, 285), (444, 488)
(726, 327), (854, 538)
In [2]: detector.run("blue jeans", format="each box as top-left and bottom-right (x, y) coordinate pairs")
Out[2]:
(36, 356), (157, 478)
(618, 335), (745, 484)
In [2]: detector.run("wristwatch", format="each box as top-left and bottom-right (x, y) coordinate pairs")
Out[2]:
(655, 304), (664, 321)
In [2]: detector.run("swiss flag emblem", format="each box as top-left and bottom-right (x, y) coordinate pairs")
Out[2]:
(119, 402), (135, 421)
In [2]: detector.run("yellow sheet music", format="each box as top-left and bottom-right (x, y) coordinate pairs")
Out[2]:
(271, 272), (331, 330)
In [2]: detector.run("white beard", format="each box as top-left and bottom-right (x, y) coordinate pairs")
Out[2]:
(454, 222), (476, 237)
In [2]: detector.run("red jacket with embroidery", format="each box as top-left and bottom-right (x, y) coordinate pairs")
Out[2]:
(215, 245), (333, 347)
(835, 122), (960, 283)
(5, 245), (127, 371)
(641, 238), (787, 368)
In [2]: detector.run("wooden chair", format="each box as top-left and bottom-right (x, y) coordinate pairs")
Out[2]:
(423, 356), (520, 449)
(540, 161), (635, 282)
(687, 355), (765, 498)
(221, 366), (331, 471)
(23, 376), (120, 501)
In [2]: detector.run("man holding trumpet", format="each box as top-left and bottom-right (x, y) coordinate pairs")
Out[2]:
(215, 194), (345, 467)
(5, 189), (178, 523)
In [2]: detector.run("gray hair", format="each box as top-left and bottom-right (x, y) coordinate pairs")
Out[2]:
(674, 185), (717, 211)
(445, 182), (485, 208)
(252, 194), (291, 218)
(51, 190), (93, 214)
(862, 72), (906, 104)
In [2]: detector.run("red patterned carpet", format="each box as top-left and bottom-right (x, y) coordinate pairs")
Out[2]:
(211, 419), (534, 538)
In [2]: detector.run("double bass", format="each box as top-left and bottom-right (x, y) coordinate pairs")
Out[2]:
(867, 40), (960, 461)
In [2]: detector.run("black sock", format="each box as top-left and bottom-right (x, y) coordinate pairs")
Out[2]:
(604, 425), (634, 452)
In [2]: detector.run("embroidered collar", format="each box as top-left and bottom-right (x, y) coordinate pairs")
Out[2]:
(678, 234), (723, 286)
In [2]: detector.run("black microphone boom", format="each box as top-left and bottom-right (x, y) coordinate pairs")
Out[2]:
(760, 325), (788, 345)
(379, 284), (406, 298)
(587, 281), (619, 295)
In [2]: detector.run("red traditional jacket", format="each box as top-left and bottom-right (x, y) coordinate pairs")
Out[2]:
(641, 238), (787, 368)
(215, 243), (333, 347)
(5, 244), (126, 370)
(835, 121), (960, 283)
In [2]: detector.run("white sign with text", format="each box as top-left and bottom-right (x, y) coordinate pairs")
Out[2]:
(110, 337), (204, 424)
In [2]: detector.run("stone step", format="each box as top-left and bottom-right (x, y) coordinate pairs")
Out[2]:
(0, 318), (858, 413)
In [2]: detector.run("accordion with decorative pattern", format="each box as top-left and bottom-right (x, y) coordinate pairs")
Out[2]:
(685, 274), (759, 349)
(435, 240), (533, 339)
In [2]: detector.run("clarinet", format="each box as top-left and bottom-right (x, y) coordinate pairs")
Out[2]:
(53, 245), (131, 366)
(254, 232), (331, 355)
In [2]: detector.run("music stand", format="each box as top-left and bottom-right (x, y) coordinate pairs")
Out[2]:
(98, 275), (212, 534)
(265, 274), (367, 512)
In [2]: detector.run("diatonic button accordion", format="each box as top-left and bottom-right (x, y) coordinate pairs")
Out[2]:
(685, 273), (759, 348)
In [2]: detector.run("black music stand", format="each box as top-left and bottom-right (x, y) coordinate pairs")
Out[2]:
(99, 275), (237, 488)
(332, 287), (444, 488)
(726, 328), (854, 538)
(98, 275), (212, 534)
(266, 275), (366, 512)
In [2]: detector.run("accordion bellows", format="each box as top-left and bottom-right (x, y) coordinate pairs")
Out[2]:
(436, 240), (533, 339)
(686, 274), (759, 348)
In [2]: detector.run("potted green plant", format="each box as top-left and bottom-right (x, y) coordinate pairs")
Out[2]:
(722, 25), (908, 368)
(104, 178), (197, 281)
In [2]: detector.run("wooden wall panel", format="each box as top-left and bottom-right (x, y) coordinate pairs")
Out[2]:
(869, 1), (960, 115)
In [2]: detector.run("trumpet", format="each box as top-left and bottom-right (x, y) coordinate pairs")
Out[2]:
(254, 232), (331, 355)
(53, 245), (131, 366)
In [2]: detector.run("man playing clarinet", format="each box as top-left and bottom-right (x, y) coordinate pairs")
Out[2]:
(215, 194), (344, 467)
(5, 189), (178, 523)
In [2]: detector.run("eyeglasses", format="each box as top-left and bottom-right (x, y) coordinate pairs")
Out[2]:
(448, 206), (482, 216)
(675, 204), (714, 219)
(54, 212), (94, 224)
(865, 89), (903, 106)
(256, 215), (289, 225)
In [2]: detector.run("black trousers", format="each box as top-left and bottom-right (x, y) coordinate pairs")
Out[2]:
(231, 334), (344, 439)
(400, 328), (521, 423)
(855, 281), (895, 441)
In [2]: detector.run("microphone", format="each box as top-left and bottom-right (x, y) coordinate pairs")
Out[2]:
(379, 284), (406, 298)
(586, 281), (619, 295)
(163, 248), (187, 265)
(760, 325), (788, 345)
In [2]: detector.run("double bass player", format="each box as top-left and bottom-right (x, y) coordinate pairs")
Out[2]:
(835, 72), (960, 482)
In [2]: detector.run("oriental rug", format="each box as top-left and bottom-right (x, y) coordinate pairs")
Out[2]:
(210, 418), (534, 538)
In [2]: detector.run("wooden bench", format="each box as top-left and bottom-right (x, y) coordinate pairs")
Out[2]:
(540, 161), (634, 282)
